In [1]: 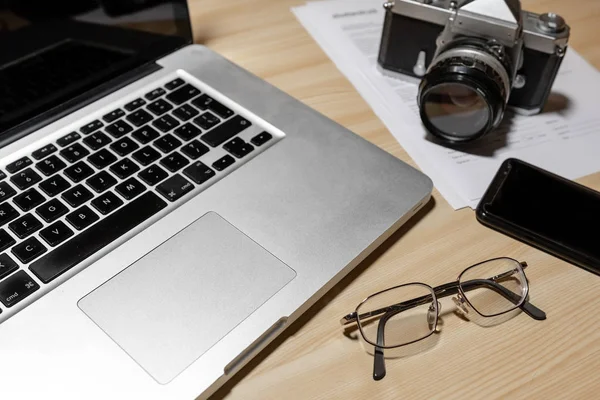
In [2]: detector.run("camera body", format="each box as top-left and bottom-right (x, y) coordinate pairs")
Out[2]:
(378, 0), (570, 142)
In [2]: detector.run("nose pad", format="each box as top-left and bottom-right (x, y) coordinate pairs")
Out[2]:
(452, 296), (469, 315)
(427, 301), (442, 330)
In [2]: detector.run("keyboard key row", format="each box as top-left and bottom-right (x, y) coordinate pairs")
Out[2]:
(29, 191), (167, 283)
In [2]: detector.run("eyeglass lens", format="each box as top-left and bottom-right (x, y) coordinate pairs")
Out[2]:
(356, 283), (437, 348)
(458, 258), (527, 316)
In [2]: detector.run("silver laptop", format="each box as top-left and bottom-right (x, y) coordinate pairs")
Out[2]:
(0, 1), (431, 399)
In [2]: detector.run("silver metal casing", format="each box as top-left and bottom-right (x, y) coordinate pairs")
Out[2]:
(0, 45), (432, 400)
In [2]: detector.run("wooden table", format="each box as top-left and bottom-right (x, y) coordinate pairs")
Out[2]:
(188, 1), (600, 398)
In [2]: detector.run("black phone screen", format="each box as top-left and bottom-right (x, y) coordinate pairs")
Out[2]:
(483, 160), (600, 261)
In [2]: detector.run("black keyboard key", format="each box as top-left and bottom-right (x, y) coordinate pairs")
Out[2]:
(156, 174), (194, 202)
(60, 143), (90, 163)
(36, 198), (68, 223)
(6, 156), (32, 174)
(165, 78), (185, 90)
(86, 171), (117, 193)
(138, 165), (168, 186)
(105, 120), (133, 138)
(30, 192), (167, 283)
(193, 112), (220, 130)
(110, 137), (140, 156)
(183, 161), (215, 185)
(9, 213), (42, 239)
(201, 116), (251, 147)
(153, 114), (180, 132)
(132, 125), (161, 144)
(88, 148), (117, 169)
(174, 123), (202, 141)
(83, 132), (112, 150)
(66, 205), (99, 230)
(13, 188), (45, 212)
(224, 138), (254, 158)
(12, 237), (47, 264)
(154, 134), (181, 153)
(126, 109), (153, 127)
(39, 221), (74, 247)
(0, 253), (18, 280)
(91, 191), (123, 215)
(181, 140), (209, 160)
(145, 87), (166, 101)
(32, 144), (57, 160)
(0, 270), (40, 307)
(0, 229), (15, 252)
(191, 94), (234, 118)
(160, 151), (190, 172)
(147, 98), (173, 116)
(0, 203), (18, 226)
(166, 84), (201, 105)
(57, 132), (81, 147)
(102, 109), (125, 123)
(11, 168), (42, 190)
(212, 155), (235, 171)
(80, 120), (103, 135)
(0, 170), (5, 180)
(116, 177), (146, 200)
(64, 161), (94, 183)
(39, 175), (71, 197)
(124, 98), (146, 112)
(132, 146), (161, 166)
(173, 104), (199, 121)
(35, 155), (66, 176)
(109, 158), (139, 179)
(251, 131), (273, 146)
(0, 181), (17, 203)
(61, 184), (93, 207)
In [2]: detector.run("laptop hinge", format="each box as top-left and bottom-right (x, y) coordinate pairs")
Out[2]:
(0, 61), (162, 150)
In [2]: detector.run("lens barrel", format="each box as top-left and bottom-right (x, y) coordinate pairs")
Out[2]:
(418, 38), (513, 143)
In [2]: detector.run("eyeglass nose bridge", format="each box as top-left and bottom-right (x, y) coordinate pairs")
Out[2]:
(452, 293), (469, 315)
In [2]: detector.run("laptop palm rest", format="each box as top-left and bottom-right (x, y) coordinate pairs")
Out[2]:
(78, 212), (296, 384)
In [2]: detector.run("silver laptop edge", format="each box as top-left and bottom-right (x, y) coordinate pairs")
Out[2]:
(0, 45), (432, 399)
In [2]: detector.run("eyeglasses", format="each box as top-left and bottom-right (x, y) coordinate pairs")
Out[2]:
(340, 257), (546, 380)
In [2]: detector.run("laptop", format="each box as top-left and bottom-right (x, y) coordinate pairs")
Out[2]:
(0, 1), (432, 398)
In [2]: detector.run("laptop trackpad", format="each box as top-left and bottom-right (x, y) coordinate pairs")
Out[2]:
(78, 212), (296, 384)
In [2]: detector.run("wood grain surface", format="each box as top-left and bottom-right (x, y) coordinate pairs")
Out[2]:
(186, 1), (600, 398)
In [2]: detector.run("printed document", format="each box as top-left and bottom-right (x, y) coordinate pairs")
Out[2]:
(293, 0), (600, 209)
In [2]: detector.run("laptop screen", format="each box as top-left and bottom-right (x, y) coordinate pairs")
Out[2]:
(0, 0), (192, 142)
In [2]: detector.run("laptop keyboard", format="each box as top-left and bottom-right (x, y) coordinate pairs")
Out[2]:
(0, 77), (278, 321)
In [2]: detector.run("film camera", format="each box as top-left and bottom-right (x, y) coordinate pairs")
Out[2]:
(378, 0), (570, 143)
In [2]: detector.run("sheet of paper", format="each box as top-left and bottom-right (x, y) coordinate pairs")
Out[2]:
(293, 0), (600, 209)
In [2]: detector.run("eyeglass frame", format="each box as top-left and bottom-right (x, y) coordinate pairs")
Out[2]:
(340, 257), (546, 380)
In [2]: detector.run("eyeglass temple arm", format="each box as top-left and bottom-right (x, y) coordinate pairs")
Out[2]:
(340, 279), (545, 325)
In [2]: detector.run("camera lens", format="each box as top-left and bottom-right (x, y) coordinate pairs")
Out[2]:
(421, 83), (490, 139)
(418, 39), (512, 143)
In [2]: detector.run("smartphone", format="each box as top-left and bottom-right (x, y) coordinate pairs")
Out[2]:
(476, 158), (600, 275)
